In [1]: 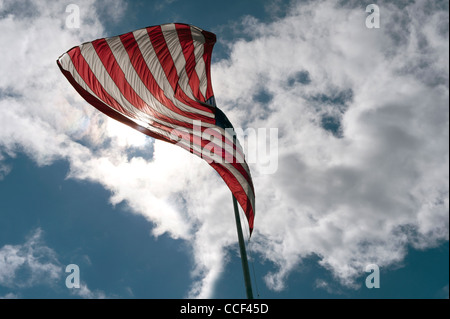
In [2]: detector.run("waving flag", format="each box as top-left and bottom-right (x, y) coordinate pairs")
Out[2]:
(57, 23), (255, 234)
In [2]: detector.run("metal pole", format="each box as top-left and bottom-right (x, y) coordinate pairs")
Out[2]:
(232, 195), (254, 299)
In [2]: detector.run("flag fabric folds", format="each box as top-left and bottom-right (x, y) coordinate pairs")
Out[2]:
(57, 23), (255, 234)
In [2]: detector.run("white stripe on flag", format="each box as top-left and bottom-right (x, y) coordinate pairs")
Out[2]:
(174, 135), (255, 208)
(160, 24), (198, 104)
(190, 25), (208, 99)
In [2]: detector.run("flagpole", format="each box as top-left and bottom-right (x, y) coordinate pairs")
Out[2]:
(232, 195), (254, 299)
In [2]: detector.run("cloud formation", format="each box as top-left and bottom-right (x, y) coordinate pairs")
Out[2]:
(0, 228), (61, 288)
(0, 228), (108, 298)
(212, 0), (448, 291)
(0, 0), (448, 298)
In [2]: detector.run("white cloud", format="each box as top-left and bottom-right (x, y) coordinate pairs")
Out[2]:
(71, 283), (107, 299)
(440, 284), (449, 299)
(0, 228), (61, 288)
(0, 228), (107, 298)
(0, 292), (19, 299)
(0, 0), (448, 298)
(314, 278), (343, 295)
(154, 0), (178, 11)
(0, 152), (11, 180)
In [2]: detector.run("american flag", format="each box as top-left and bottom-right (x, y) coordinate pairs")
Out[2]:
(57, 23), (255, 234)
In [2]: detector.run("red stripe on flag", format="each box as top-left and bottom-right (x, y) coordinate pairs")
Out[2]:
(147, 26), (178, 91)
(171, 136), (255, 234)
(201, 30), (216, 101)
(186, 133), (254, 193)
(163, 124), (254, 196)
(175, 24), (204, 102)
(204, 128), (246, 161)
(211, 162), (255, 234)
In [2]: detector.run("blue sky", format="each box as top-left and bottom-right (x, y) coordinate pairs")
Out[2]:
(0, 0), (449, 299)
